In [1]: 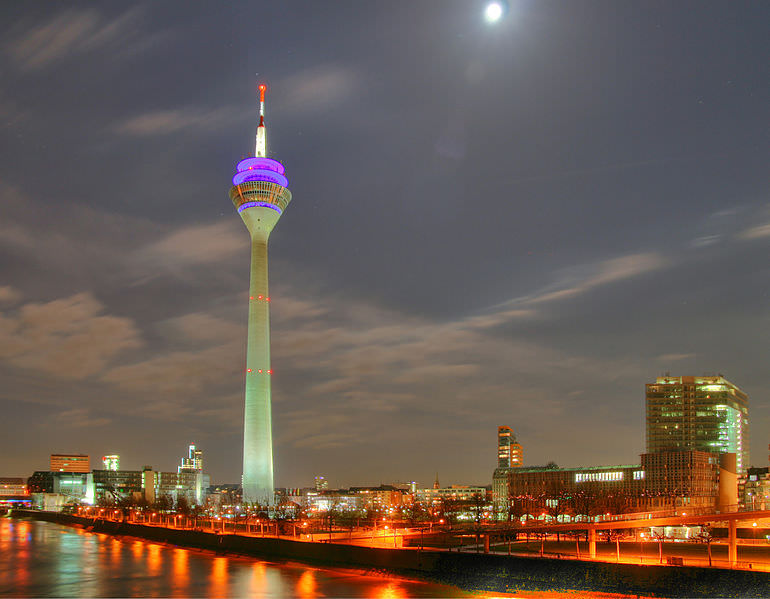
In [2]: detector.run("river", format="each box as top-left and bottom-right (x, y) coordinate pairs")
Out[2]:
(0, 518), (473, 598)
(1, 518), (656, 598)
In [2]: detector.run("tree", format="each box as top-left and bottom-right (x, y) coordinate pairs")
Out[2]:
(650, 529), (666, 564)
(402, 501), (429, 527)
(597, 490), (632, 516)
(572, 488), (600, 522)
(437, 497), (461, 526)
(176, 496), (191, 516)
(696, 525), (715, 567)
(153, 494), (173, 512)
(507, 495), (527, 524)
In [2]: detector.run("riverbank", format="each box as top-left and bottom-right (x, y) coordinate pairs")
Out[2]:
(11, 510), (770, 597)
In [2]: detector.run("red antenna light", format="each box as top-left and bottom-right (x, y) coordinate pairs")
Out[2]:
(258, 84), (266, 102)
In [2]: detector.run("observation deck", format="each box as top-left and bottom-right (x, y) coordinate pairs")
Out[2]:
(230, 157), (291, 215)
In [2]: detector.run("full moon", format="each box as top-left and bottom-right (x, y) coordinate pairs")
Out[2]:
(484, 2), (504, 23)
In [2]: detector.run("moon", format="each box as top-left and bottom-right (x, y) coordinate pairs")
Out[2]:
(484, 1), (505, 24)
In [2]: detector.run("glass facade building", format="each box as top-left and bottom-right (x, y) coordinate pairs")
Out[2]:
(646, 375), (749, 472)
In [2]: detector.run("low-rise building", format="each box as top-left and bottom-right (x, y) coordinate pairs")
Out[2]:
(417, 485), (487, 506)
(348, 485), (404, 509)
(740, 467), (770, 511)
(641, 450), (719, 508)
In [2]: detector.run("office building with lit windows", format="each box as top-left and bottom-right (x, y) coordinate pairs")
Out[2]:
(102, 455), (119, 471)
(179, 444), (203, 473)
(646, 375), (749, 472)
(497, 426), (523, 468)
(50, 454), (90, 473)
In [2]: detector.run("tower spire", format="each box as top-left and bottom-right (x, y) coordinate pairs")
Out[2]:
(255, 84), (267, 158)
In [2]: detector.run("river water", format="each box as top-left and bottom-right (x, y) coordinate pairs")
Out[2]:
(0, 518), (475, 598)
(0, 518), (651, 598)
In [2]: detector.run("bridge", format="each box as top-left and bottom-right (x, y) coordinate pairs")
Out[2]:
(485, 508), (770, 565)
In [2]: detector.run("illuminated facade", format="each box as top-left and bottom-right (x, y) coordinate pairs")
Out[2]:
(740, 467), (770, 511)
(102, 455), (119, 471)
(497, 426), (523, 468)
(646, 375), (749, 472)
(0, 478), (26, 496)
(640, 450), (719, 508)
(179, 444), (203, 473)
(507, 464), (645, 497)
(230, 85), (292, 505)
(417, 485), (487, 506)
(50, 454), (90, 473)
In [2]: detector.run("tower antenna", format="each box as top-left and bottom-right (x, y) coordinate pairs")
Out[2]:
(255, 84), (267, 157)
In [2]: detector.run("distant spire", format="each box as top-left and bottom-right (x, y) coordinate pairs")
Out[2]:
(255, 84), (267, 157)
(433, 473), (440, 489)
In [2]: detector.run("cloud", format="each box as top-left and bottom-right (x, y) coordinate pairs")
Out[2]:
(470, 252), (666, 329)
(0, 293), (142, 379)
(5, 8), (144, 71)
(657, 353), (695, 362)
(278, 65), (359, 116)
(530, 253), (665, 304)
(0, 286), (22, 306)
(161, 312), (242, 345)
(114, 106), (237, 137)
(102, 344), (238, 395)
(739, 222), (770, 240)
(55, 408), (111, 429)
(137, 221), (245, 267)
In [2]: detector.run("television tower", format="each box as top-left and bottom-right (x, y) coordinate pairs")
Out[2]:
(229, 84), (292, 505)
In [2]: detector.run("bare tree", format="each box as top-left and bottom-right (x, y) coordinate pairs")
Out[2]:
(696, 525), (715, 567)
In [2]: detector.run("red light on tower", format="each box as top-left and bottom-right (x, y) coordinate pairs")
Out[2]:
(258, 84), (266, 102)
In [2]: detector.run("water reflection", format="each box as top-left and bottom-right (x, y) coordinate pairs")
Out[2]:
(296, 569), (317, 598)
(373, 581), (408, 599)
(0, 518), (646, 598)
(209, 556), (229, 598)
(147, 543), (162, 577)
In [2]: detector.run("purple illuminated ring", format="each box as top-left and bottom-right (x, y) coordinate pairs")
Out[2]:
(237, 201), (282, 215)
(236, 157), (285, 175)
(232, 169), (289, 187)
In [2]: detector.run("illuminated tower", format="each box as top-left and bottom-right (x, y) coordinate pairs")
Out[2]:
(229, 85), (292, 505)
(497, 426), (523, 468)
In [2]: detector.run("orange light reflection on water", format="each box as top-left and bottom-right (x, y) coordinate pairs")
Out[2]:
(147, 543), (162, 576)
(370, 581), (408, 599)
(296, 569), (317, 598)
(171, 548), (189, 597)
(210, 556), (229, 597)
(110, 539), (121, 567)
(248, 561), (267, 595)
(131, 540), (143, 560)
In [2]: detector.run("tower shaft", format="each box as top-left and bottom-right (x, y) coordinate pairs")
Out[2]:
(242, 229), (274, 504)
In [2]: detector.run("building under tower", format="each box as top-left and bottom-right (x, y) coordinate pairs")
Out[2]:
(229, 85), (292, 505)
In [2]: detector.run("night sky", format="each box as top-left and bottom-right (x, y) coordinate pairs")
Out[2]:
(1, 1), (768, 488)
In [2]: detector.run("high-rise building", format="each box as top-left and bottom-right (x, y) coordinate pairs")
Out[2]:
(229, 85), (292, 505)
(646, 375), (749, 471)
(50, 454), (89, 473)
(314, 476), (328, 491)
(179, 444), (203, 473)
(497, 426), (523, 468)
(102, 455), (120, 471)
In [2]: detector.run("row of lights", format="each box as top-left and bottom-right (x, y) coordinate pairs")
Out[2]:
(246, 369), (273, 375)
(249, 295), (271, 301)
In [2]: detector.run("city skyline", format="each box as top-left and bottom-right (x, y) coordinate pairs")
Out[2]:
(0, 1), (769, 488)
